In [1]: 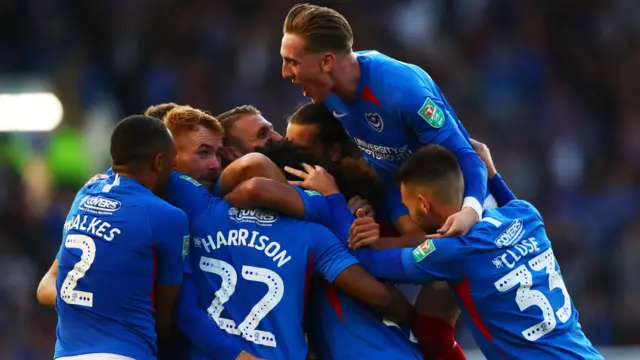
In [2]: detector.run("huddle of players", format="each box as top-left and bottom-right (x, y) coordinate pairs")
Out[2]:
(40, 3), (605, 360)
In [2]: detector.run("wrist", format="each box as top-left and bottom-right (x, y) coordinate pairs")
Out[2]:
(462, 196), (482, 220)
(235, 350), (247, 359)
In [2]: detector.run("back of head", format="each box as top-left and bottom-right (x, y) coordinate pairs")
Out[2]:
(337, 157), (384, 211)
(396, 145), (464, 204)
(164, 105), (224, 139)
(283, 3), (353, 54)
(110, 115), (173, 174)
(144, 102), (180, 121)
(289, 102), (358, 158)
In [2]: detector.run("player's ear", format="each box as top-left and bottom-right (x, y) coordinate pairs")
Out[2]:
(329, 143), (342, 162)
(321, 53), (335, 72)
(417, 194), (430, 214)
(152, 153), (164, 173)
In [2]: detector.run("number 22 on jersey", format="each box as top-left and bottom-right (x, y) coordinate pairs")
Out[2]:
(494, 248), (572, 341)
(200, 256), (284, 347)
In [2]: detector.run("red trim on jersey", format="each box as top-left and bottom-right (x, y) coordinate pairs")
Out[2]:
(361, 85), (382, 108)
(150, 246), (158, 308)
(454, 277), (504, 357)
(323, 282), (344, 322)
(303, 251), (315, 316)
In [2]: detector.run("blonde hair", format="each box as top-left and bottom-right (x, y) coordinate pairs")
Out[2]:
(216, 105), (262, 133)
(283, 3), (353, 54)
(164, 106), (224, 138)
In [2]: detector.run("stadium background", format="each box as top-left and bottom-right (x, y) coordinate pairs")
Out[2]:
(1, 0), (639, 358)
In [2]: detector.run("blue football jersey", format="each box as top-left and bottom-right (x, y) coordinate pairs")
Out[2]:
(323, 50), (487, 222)
(55, 174), (189, 359)
(296, 190), (422, 360)
(165, 172), (359, 360)
(357, 200), (603, 359)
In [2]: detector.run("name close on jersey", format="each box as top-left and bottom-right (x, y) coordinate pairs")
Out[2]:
(64, 214), (121, 242)
(492, 236), (541, 269)
(194, 229), (292, 268)
(353, 137), (412, 162)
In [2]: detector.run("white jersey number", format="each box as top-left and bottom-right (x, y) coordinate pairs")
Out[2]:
(200, 257), (284, 347)
(60, 234), (97, 307)
(494, 248), (572, 341)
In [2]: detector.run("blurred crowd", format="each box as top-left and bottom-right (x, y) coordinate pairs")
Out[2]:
(1, 0), (639, 358)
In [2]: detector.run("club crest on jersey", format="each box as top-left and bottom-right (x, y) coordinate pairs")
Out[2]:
(412, 239), (436, 262)
(418, 98), (445, 128)
(179, 174), (202, 187)
(228, 207), (278, 226)
(182, 235), (190, 260)
(364, 113), (384, 132)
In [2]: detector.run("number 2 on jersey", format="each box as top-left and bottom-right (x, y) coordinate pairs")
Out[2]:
(60, 234), (97, 307)
(494, 248), (572, 341)
(200, 256), (284, 347)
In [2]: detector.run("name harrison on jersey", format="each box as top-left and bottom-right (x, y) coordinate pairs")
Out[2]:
(194, 229), (292, 268)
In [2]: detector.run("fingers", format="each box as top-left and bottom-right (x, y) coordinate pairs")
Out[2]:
(356, 208), (366, 218)
(301, 163), (315, 173)
(361, 203), (375, 217)
(349, 230), (380, 249)
(288, 180), (305, 187)
(284, 166), (308, 180)
(424, 233), (445, 239)
(437, 215), (454, 235)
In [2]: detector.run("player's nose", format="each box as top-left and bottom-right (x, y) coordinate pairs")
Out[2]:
(282, 61), (293, 79)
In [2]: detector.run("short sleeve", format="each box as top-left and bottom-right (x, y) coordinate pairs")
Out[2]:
(150, 205), (190, 285)
(308, 223), (358, 284)
(165, 171), (220, 220)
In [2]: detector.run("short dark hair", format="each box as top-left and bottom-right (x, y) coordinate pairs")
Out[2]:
(255, 139), (380, 206)
(288, 102), (358, 158)
(110, 115), (173, 172)
(396, 145), (463, 202)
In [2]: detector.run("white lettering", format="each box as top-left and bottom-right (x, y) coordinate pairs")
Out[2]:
(207, 230), (292, 268)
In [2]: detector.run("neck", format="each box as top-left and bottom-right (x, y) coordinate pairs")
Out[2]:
(112, 164), (156, 192)
(435, 200), (463, 227)
(331, 52), (360, 101)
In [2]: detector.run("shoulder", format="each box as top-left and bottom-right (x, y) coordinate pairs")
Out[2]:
(144, 196), (189, 226)
(472, 201), (542, 246)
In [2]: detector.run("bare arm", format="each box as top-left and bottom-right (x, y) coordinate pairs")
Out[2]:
(155, 284), (181, 337)
(218, 153), (308, 219)
(350, 213), (426, 250)
(36, 258), (58, 307)
(224, 177), (305, 219)
(218, 153), (288, 195)
(333, 264), (416, 326)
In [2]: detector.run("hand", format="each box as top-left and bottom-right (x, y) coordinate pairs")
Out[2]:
(284, 163), (339, 196)
(220, 146), (243, 164)
(349, 208), (380, 249)
(425, 207), (479, 239)
(236, 350), (265, 360)
(347, 196), (375, 217)
(469, 138), (497, 179)
(84, 173), (108, 186)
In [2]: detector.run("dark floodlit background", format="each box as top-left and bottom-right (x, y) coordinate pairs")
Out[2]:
(1, 0), (639, 358)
